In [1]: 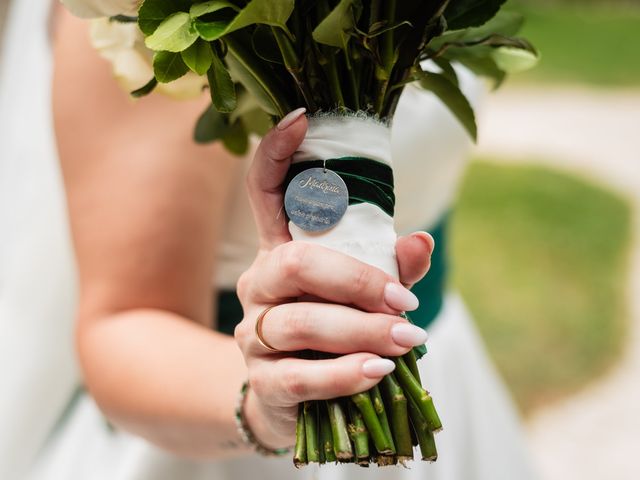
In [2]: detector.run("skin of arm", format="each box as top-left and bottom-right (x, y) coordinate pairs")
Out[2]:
(52, 9), (258, 459)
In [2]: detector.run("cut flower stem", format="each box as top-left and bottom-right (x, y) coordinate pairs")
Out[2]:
(393, 357), (442, 432)
(293, 353), (441, 466)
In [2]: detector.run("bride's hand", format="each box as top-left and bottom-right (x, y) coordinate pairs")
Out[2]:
(233, 111), (435, 449)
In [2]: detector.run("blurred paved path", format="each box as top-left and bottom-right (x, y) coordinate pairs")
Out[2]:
(474, 86), (640, 480)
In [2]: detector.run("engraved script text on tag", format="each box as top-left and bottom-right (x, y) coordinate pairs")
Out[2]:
(299, 176), (342, 194)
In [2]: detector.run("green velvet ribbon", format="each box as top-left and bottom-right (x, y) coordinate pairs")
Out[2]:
(284, 157), (395, 218)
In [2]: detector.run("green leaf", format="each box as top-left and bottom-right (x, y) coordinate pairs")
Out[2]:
(443, 45), (506, 88)
(225, 0), (295, 34)
(138, 0), (192, 36)
(225, 35), (285, 116)
(430, 11), (524, 50)
(313, 0), (363, 49)
(444, 0), (507, 30)
(181, 39), (214, 75)
(361, 20), (412, 39)
(471, 11), (525, 38)
(145, 12), (198, 52)
(491, 46), (539, 74)
(194, 104), (229, 143)
(240, 108), (272, 137)
(130, 77), (158, 98)
(229, 88), (273, 137)
(222, 120), (249, 155)
(417, 71), (477, 141)
(432, 58), (459, 87)
(194, 20), (230, 41)
(251, 25), (284, 64)
(153, 51), (189, 83)
(460, 56), (505, 89)
(194, 106), (252, 153)
(207, 50), (237, 113)
(190, 1), (239, 18)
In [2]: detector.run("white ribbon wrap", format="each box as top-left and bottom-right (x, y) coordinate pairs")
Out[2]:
(289, 116), (399, 279)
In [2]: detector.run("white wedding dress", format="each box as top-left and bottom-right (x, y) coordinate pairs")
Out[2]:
(0, 1), (537, 479)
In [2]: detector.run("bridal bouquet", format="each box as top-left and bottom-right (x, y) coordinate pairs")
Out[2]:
(67, 0), (536, 466)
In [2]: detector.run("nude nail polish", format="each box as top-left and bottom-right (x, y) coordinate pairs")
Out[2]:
(277, 107), (306, 130)
(391, 323), (428, 347)
(411, 231), (435, 254)
(384, 283), (419, 312)
(362, 358), (396, 378)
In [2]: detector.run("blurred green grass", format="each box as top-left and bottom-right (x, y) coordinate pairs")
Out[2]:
(511, 1), (640, 86)
(450, 162), (633, 413)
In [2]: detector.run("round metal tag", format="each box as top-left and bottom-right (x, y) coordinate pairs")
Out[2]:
(284, 167), (349, 232)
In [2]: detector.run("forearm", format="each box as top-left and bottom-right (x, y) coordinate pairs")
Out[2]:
(77, 308), (254, 459)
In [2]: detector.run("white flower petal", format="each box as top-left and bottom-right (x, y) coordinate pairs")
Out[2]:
(62, 0), (142, 18)
(89, 19), (207, 100)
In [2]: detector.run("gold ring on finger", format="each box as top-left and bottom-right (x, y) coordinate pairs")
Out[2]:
(255, 305), (281, 354)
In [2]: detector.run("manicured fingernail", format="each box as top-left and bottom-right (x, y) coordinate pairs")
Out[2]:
(391, 323), (428, 347)
(362, 358), (395, 378)
(384, 283), (419, 312)
(411, 231), (435, 254)
(277, 107), (306, 130)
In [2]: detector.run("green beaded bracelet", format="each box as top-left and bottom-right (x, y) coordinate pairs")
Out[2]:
(235, 380), (292, 457)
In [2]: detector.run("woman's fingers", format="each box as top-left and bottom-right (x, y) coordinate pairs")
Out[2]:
(396, 231), (434, 289)
(246, 108), (308, 251)
(242, 303), (427, 357)
(249, 353), (397, 407)
(244, 242), (419, 314)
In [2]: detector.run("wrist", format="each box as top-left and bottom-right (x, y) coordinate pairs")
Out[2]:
(238, 381), (294, 454)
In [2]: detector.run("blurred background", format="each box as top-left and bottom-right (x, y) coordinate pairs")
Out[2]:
(451, 0), (639, 479)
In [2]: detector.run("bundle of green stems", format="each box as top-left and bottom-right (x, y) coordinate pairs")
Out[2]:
(295, 347), (441, 466)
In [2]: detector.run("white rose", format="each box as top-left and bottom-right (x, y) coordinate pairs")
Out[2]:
(90, 18), (208, 100)
(61, 0), (142, 18)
